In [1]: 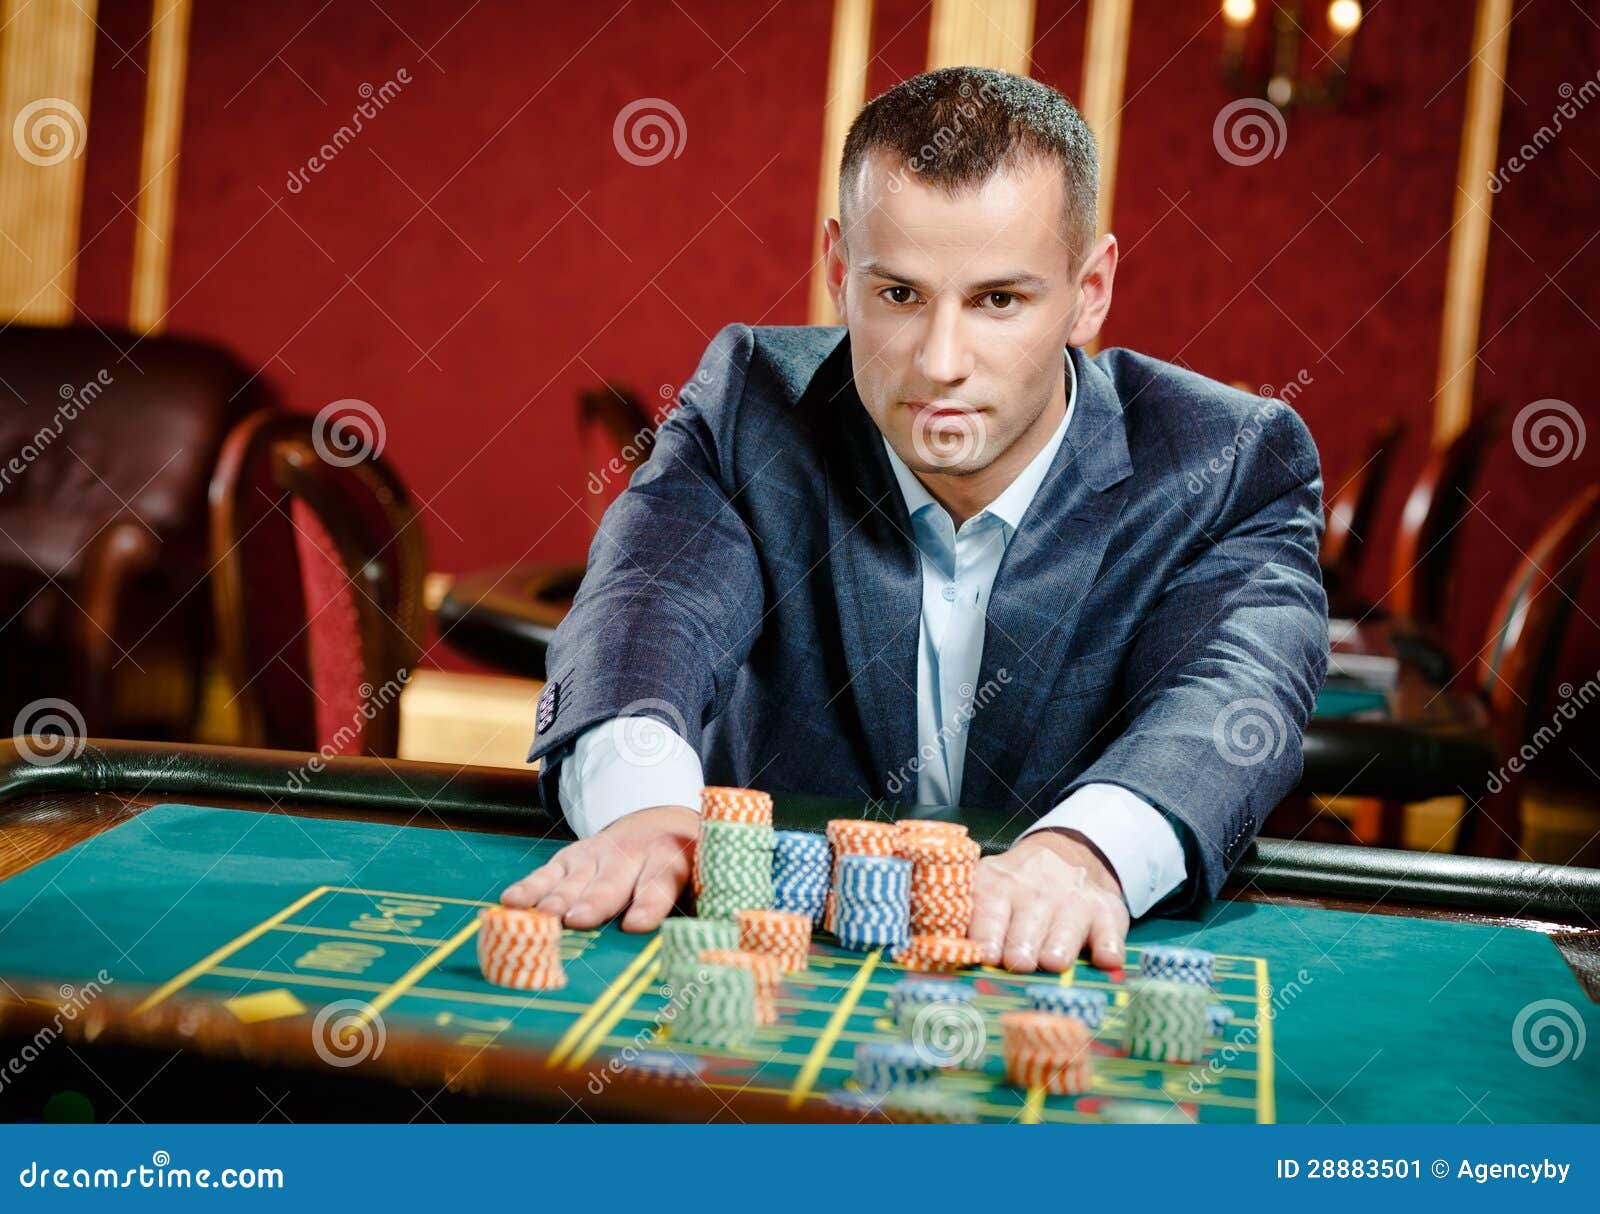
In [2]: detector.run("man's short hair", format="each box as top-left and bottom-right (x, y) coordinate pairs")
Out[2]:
(839, 66), (1100, 269)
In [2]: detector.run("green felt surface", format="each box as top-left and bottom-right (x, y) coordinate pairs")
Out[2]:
(1314, 685), (1390, 718)
(0, 804), (1595, 1123)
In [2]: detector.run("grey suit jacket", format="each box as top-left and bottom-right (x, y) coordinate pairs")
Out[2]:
(529, 324), (1329, 910)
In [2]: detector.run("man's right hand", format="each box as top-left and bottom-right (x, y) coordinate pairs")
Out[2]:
(500, 805), (699, 932)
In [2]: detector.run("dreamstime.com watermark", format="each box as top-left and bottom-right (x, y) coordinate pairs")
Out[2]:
(1488, 70), (1600, 193)
(1485, 666), (1599, 795)
(0, 973), (111, 1096)
(17, 1151), (284, 1191)
(11, 97), (86, 166)
(284, 672), (409, 792)
(585, 968), (710, 1094)
(0, 370), (113, 496)
(285, 70), (413, 195)
(1188, 967), (1312, 1094)
(1187, 373), (1312, 496)
(884, 669), (1011, 798)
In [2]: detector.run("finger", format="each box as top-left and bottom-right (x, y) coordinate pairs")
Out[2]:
(535, 853), (597, 922)
(501, 855), (567, 908)
(1084, 897), (1129, 973)
(1037, 902), (1093, 973)
(565, 850), (645, 929)
(1001, 897), (1055, 973)
(967, 885), (1012, 967)
(621, 843), (690, 933)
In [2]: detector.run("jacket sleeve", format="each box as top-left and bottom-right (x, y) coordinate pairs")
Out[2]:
(1060, 404), (1330, 907)
(527, 323), (766, 805)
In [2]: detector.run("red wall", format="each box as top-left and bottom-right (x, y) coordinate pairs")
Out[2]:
(74, 1), (1600, 753)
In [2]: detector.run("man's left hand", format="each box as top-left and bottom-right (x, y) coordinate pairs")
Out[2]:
(968, 830), (1128, 974)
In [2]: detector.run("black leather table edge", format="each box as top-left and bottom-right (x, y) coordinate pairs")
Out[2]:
(3, 739), (1596, 925)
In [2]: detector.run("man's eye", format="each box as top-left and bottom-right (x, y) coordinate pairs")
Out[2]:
(984, 291), (1017, 310)
(881, 286), (916, 305)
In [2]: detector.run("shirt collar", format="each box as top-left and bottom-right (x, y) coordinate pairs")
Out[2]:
(881, 348), (1077, 534)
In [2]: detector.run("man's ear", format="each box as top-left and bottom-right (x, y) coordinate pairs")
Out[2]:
(822, 217), (847, 317)
(1067, 233), (1117, 347)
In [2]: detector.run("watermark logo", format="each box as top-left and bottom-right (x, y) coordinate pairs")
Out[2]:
(1512, 998), (1586, 1068)
(609, 699), (689, 769)
(285, 70), (412, 195)
(1212, 99), (1287, 167)
(311, 398), (387, 467)
(909, 407), (988, 470)
(13, 98), (86, 166)
(909, 1001), (987, 1068)
(13, 698), (87, 767)
(1212, 697), (1287, 767)
(311, 1000), (386, 1068)
(1511, 398), (1585, 467)
(613, 98), (686, 167)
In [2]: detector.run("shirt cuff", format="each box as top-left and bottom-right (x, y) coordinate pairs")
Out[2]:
(557, 716), (705, 839)
(1018, 783), (1188, 919)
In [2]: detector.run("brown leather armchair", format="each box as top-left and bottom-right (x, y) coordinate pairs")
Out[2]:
(0, 324), (265, 739)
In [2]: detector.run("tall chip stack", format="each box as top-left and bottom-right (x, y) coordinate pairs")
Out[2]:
(1125, 944), (1218, 1063)
(832, 854), (911, 952)
(673, 961), (757, 1048)
(824, 819), (898, 934)
(771, 830), (830, 925)
(694, 787), (775, 918)
(894, 821), (978, 938)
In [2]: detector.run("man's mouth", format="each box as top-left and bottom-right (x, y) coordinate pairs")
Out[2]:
(906, 399), (979, 422)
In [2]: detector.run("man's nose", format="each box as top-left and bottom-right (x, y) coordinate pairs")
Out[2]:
(917, 302), (974, 385)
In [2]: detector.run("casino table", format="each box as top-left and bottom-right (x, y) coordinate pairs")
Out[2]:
(0, 739), (1596, 1125)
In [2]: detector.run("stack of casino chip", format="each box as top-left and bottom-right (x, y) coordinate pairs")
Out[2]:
(896, 825), (979, 938)
(823, 820), (899, 933)
(699, 947), (783, 1025)
(895, 933), (984, 972)
(673, 961), (757, 1048)
(735, 908), (812, 973)
(771, 830), (830, 925)
(658, 916), (738, 990)
(1025, 984), (1109, 1029)
(1000, 1009), (1093, 1095)
(832, 854), (911, 952)
(854, 1041), (939, 1092)
(885, 978), (975, 1030)
(477, 906), (565, 990)
(1123, 978), (1210, 1062)
(1137, 944), (1215, 986)
(694, 789), (776, 918)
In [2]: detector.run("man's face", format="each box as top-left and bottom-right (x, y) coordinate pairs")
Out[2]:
(827, 150), (1091, 479)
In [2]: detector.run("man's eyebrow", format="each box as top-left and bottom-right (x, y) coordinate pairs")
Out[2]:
(857, 261), (1049, 292)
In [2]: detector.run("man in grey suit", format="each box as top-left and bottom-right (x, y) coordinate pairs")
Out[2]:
(504, 67), (1328, 974)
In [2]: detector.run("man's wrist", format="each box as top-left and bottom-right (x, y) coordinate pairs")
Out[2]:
(1012, 827), (1122, 895)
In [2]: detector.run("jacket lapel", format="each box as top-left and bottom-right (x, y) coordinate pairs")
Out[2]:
(959, 345), (1135, 813)
(819, 338), (923, 802)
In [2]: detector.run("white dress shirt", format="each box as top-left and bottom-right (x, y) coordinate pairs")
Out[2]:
(558, 353), (1189, 917)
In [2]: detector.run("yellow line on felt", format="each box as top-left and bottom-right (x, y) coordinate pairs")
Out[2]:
(1255, 957), (1276, 1124)
(265, 923), (457, 947)
(565, 957), (661, 1070)
(788, 948), (880, 1109)
(208, 967), (597, 1016)
(549, 936), (661, 1066)
(133, 886), (332, 1015)
(347, 919), (481, 1034)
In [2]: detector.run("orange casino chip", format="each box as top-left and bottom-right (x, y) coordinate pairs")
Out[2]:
(735, 909), (812, 971)
(701, 786), (774, 825)
(481, 905), (563, 938)
(826, 819), (899, 856)
(478, 906), (565, 990)
(1001, 1012), (1092, 1094)
(895, 934), (984, 971)
(699, 948), (782, 1024)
